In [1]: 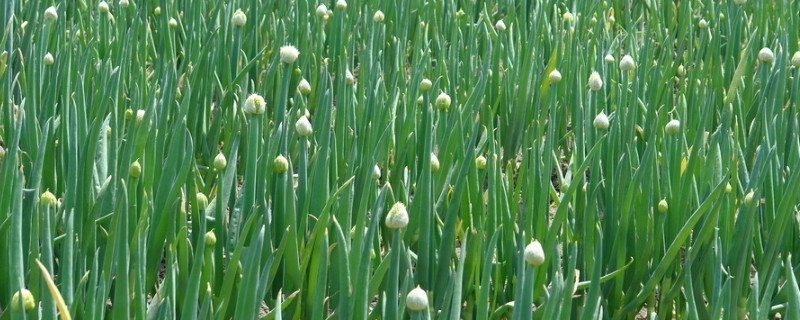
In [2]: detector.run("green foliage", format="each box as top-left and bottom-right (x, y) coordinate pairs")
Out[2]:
(1, 0), (799, 319)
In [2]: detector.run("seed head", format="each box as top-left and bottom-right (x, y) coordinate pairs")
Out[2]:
(419, 78), (433, 91)
(242, 93), (266, 115)
(385, 202), (409, 229)
(41, 190), (58, 207)
(588, 71), (603, 91)
(298, 78), (312, 95)
(10, 289), (36, 311)
(336, 0), (347, 9)
(273, 155), (289, 173)
(44, 6), (58, 21)
(154, 6), (161, 15)
(593, 111), (610, 129)
(44, 52), (55, 65)
(280, 45), (300, 64)
(657, 199), (669, 213)
(619, 55), (636, 71)
(698, 18), (708, 28)
(373, 10), (384, 22)
(475, 155), (487, 170)
(524, 240), (545, 266)
(725, 182), (733, 193)
(664, 119), (681, 135)
(549, 69), (562, 83)
(119, 0), (130, 8)
(406, 286), (429, 311)
(232, 9), (247, 27)
(168, 18), (178, 28)
(416, 96), (424, 104)
(315, 4), (328, 18)
(295, 115), (313, 137)
(129, 160), (142, 178)
(758, 47), (774, 63)
(435, 92), (452, 110)
(604, 54), (616, 64)
(495, 20), (506, 32)
(98, 1), (110, 13)
(431, 153), (440, 172)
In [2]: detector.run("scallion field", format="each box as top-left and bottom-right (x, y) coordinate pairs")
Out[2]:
(2, 0), (800, 319)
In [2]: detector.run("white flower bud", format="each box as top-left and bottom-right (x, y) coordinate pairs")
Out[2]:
(495, 20), (506, 31)
(372, 165), (381, 180)
(204, 230), (217, 246)
(154, 6), (161, 15)
(232, 9), (247, 27)
(420, 78), (433, 91)
(119, 0), (130, 8)
(10, 289), (36, 311)
(475, 155), (487, 170)
(677, 65), (686, 77)
(98, 1), (109, 13)
(698, 18), (708, 28)
(588, 71), (603, 91)
(524, 240), (545, 266)
(136, 109), (146, 123)
(416, 96), (423, 104)
(345, 70), (355, 85)
(336, 0), (347, 9)
(168, 18), (178, 28)
(604, 54), (615, 64)
(385, 202), (409, 229)
(298, 78), (312, 95)
(196, 192), (209, 210)
(792, 51), (800, 67)
(295, 115), (313, 137)
(213, 152), (227, 170)
(280, 45), (300, 64)
(129, 160), (142, 178)
(373, 10), (384, 22)
(563, 12), (574, 22)
(435, 92), (451, 110)
(242, 93), (266, 115)
(40, 190), (58, 207)
(664, 119), (681, 135)
(744, 190), (756, 207)
(593, 111), (610, 129)
(316, 4), (328, 17)
(549, 69), (562, 83)
(758, 47), (774, 63)
(406, 286), (429, 311)
(44, 6), (58, 21)
(430, 153), (440, 172)
(44, 52), (55, 65)
(657, 199), (669, 213)
(619, 55), (636, 71)
(273, 154), (289, 173)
